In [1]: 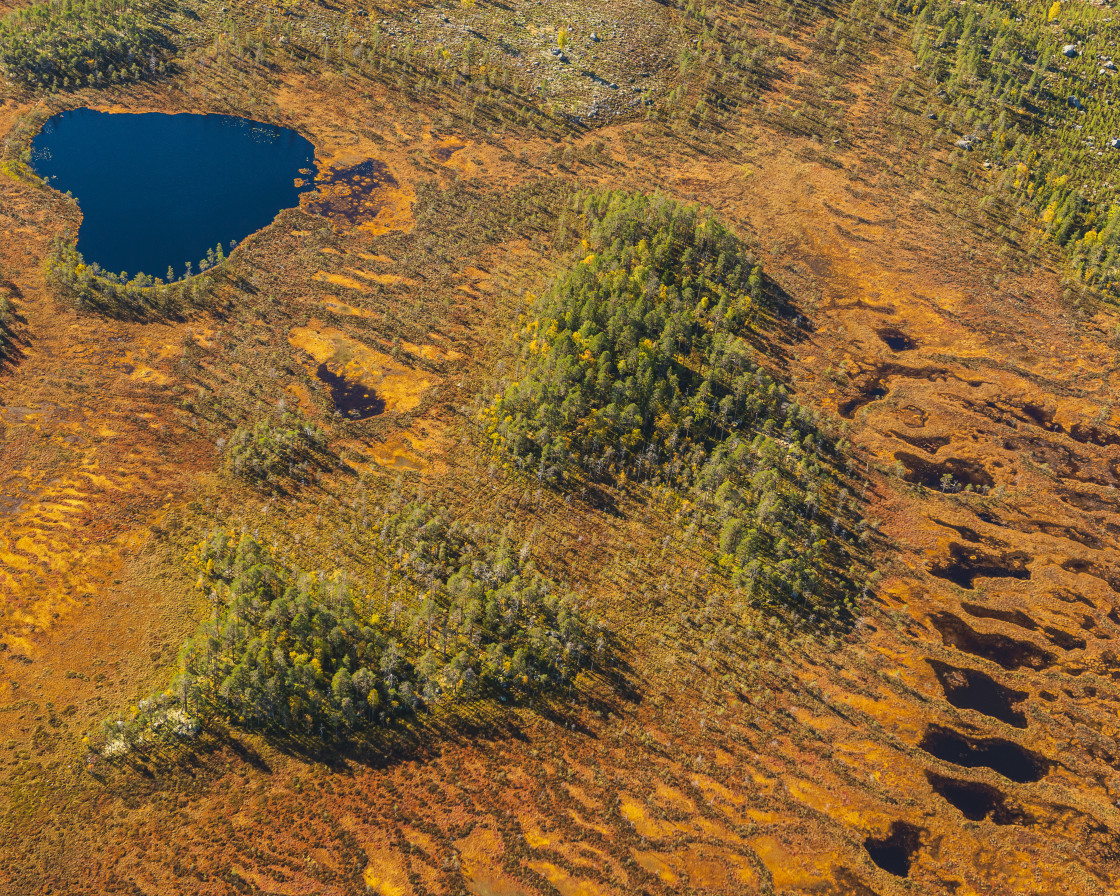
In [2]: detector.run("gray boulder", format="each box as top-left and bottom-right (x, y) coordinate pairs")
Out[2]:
(1063, 44), (1079, 57)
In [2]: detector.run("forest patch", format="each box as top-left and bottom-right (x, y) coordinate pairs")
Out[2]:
(485, 191), (868, 621)
(94, 502), (608, 752)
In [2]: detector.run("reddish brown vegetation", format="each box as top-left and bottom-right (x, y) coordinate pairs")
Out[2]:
(4, 0), (1120, 893)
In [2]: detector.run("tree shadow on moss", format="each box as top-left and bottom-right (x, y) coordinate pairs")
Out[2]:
(97, 637), (642, 781)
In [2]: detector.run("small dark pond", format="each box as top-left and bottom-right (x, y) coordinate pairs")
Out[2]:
(877, 327), (917, 352)
(316, 364), (384, 420)
(919, 724), (1047, 783)
(31, 108), (316, 280)
(926, 542), (1030, 592)
(928, 611), (1054, 670)
(927, 659), (1029, 728)
(863, 821), (922, 877)
(926, 772), (1032, 825)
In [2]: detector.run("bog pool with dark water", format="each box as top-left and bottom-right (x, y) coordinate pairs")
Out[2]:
(919, 724), (1047, 782)
(316, 364), (384, 420)
(31, 108), (316, 280)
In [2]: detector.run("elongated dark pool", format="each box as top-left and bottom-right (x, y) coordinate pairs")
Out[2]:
(31, 108), (316, 280)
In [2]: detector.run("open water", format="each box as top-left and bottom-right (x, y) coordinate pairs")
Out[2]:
(31, 108), (316, 280)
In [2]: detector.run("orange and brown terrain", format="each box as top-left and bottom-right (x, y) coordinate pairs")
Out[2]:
(5, 0), (1120, 893)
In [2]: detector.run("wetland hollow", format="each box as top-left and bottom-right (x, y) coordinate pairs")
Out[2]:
(31, 109), (316, 279)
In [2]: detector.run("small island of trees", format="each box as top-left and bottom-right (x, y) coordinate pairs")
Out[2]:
(98, 502), (607, 753)
(487, 191), (864, 620)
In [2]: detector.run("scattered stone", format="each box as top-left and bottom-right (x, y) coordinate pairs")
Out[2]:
(1106, 60), (1118, 71)
(1063, 44), (1079, 57)
(956, 134), (979, 150)
(1110, 138), (1120, 149)
(1067, 95), (1084, 110)
(590, 32), (600, 42)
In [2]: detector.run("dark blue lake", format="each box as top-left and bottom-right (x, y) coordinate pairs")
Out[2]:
(31, 108), (317, 281)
